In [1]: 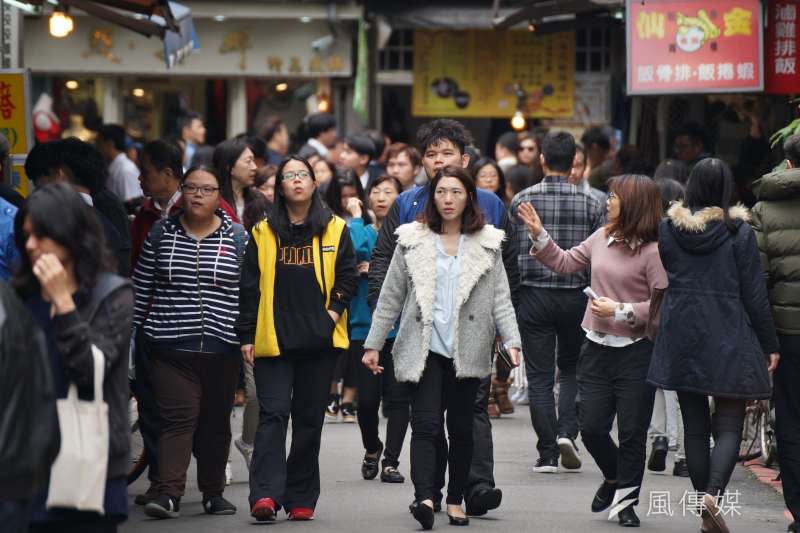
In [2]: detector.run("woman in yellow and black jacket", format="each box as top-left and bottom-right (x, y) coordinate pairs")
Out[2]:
(236, 155), (357, 523)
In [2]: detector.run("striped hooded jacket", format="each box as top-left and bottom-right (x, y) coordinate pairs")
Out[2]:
(132, 209), (243, 353)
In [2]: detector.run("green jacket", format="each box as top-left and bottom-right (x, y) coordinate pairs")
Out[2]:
(751, 167), (800, 335)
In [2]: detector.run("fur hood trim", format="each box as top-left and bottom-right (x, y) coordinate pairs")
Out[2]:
(667, 201), (750, 233)
(395, 221), (505, 251)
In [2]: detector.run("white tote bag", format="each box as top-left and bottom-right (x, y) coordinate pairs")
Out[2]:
(46, 345), (109, 514)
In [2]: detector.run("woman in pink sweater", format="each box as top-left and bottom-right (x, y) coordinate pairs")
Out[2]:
(518, 174), (667, 528)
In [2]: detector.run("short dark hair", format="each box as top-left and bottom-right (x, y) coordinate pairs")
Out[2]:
(685, 157), (738, 232)
(784, 134), (800, 167)
(496, 132), (519, 152)
(97, 124), (127, 152)
(142, 140), (183, 181)
(177, 111), (203, 132)
(386, 143), (421, 168)
(269, 155), (333, 241)
(258, 116), (286, 142)
(13, 183), (114, 298)
(416, 119), (473, 155)
(541, 131), (576, 173)
(345, 134), (377, 160)
(365, 130), (386, 158)
(656, 178), (685, 212)
(421, 165), (485, 234)
(63, 137), (108, 192)
(368, 175), (403, 196)
(580, 126), (611, 151)
(654, 159), (689, 184)
(306, 112), (337, 139)
(506, 164), (536, 197)
(182, 165), (221, 187)
(25, 141), (59, 183)
(675, 121), (711, 151)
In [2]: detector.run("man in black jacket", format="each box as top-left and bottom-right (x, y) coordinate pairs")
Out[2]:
(25, 139), (132, 276)
(369, 119), (520, 517)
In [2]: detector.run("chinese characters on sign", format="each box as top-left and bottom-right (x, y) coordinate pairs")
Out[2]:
(0, 70), (30, 155)
(766, 1), (800, 93)
(412, 30), (575, 118)
(627, 0), (763, 94)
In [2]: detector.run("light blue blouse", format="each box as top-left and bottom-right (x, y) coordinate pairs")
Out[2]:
(430, 234), (464, 358)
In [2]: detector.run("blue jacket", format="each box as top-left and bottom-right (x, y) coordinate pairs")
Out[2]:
(348, 218), (396, 341)
(0, 197), (18, 281)
(396, 185), (506, 227)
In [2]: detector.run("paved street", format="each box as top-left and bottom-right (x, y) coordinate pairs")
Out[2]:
(123, 402), (788, 532)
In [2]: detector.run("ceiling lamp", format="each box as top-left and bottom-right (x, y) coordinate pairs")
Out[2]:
(49, 7), (74, 38)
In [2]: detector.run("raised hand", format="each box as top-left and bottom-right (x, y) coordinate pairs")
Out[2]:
(517, 202), (544, 238)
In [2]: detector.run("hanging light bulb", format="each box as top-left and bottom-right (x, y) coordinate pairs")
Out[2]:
(527, 20), (536, 32)
(510, 111), (527, 131)
(49, 7), (74, 38)
(49, 8), (74, 39)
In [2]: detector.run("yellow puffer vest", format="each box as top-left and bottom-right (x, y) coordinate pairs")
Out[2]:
(251, 216), (349, 357)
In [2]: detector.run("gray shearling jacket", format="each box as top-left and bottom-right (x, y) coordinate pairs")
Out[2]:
(364, 222), (521, 383)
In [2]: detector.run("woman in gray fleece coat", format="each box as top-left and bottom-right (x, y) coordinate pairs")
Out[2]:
(363, 166), (521, 530)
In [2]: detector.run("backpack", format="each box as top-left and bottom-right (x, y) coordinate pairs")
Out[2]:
(147, 217), (247, 265)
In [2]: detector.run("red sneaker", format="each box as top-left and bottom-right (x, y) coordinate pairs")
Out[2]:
(251, 498), (276, 522)
(288, 507), (315, 521)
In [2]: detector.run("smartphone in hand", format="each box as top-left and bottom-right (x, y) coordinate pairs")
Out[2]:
(583, 287), (599, 300)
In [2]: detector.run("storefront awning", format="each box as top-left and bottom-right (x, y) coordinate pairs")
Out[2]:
(22, 0), (197, 68)
(492, 0), (623, 30)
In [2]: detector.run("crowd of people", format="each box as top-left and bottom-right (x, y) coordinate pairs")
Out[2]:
(0, 109), (798, 533)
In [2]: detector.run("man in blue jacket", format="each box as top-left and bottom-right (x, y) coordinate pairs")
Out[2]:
(369, 119), (519, 517)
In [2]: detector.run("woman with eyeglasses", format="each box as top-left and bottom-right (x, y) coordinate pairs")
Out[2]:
(236, 155), (358, 523)
(133, 165), (247, 520)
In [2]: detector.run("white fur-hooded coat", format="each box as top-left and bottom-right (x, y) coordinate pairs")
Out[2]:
(364, 222), (521, 383)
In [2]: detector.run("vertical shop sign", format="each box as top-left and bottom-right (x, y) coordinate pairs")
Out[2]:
(0, 69), (31, 155)
(766, 1), (800, 93)
(627, 0), (763, 94)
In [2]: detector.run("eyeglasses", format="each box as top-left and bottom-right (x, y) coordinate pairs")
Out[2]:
(283, 170), (312, 181)
(608, 191), (617, 199)
(182, 184), (219, 196)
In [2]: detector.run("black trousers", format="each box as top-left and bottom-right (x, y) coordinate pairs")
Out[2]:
(410, 353), (481, 505)
(519, 287), (584, 460)
(334, 341), (360, 389)
(249, 352), (338, 510)
(775, 334), (800, 523)
(578, 339), (655, 505)
(678, 392), (745, 497)
(131, 331), (162, 485)
(356, 338), (410, 467)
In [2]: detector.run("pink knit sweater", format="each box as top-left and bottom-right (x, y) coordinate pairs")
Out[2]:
(533, 228), (668, 338)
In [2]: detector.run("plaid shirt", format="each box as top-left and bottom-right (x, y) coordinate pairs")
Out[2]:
(509, 175), (605, 289)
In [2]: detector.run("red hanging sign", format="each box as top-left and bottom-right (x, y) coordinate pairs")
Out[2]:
(766, 1), (800, 93)
(626, 0), (763, 94)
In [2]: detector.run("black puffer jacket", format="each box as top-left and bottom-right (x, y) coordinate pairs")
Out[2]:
(648, 202), (780, 399)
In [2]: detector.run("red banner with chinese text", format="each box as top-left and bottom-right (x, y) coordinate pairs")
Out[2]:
(766, 1), (800, 93)
(627, 0), (763, 94)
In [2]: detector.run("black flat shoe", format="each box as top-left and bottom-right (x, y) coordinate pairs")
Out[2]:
(447, 514), (470, 526)
(361, 441), (384, 480)
(591, 480), (617, 513)
(380, 465), (405, 483)
(410, 501), (435, 530)
(465, 488), (502, 516)
(617, 506), (640, 527)
(409, 499), (441, 514)
(647, 436), (668, 472)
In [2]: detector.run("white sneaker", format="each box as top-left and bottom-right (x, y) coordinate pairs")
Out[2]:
(225, 460), (233, 485)
(234, 436), (254, 470)
(557, 436), (582, 470)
